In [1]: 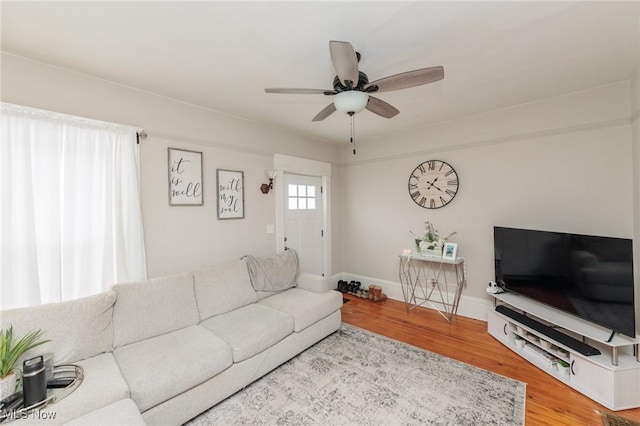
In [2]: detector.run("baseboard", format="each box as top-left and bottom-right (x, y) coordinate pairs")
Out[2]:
(330, 272), (492, 322)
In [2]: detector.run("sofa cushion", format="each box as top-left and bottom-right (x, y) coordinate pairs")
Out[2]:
(258, 288), (343, 332)
(112, 272), (199, 348)
(297, 272), (336, 293)
(17, 353), (130, 425)
(200, 304), (294, 362)
(65, 398), (145, 426)
(113, 325), (232, 412)
(193, 260), (258, 321)
(0, 291), (116, 364)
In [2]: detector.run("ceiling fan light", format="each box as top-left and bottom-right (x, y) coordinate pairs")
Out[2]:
(333, 91), (369, 114)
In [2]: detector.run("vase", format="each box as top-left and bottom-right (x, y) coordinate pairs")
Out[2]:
(557, 364), (570, 377)
(0, 372), (17, 400)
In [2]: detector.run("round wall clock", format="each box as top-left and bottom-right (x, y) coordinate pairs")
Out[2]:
(408, 160), (459, 209)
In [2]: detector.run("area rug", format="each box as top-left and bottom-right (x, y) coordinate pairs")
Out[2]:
(600, 410), (640, 426)
(186, 324), (526, 425)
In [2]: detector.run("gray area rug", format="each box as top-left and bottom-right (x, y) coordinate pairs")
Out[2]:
(186, 324), (526, 425)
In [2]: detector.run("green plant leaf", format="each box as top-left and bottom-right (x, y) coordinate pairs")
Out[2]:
(0, 325), (50, 378)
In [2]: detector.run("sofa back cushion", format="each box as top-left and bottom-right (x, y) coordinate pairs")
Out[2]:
(0, 291), (117, 364)
(193, 260), (258, 321)
(112, 273), (199, 348)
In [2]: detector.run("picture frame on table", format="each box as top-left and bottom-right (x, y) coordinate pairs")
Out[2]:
(442, 242), (458, 260)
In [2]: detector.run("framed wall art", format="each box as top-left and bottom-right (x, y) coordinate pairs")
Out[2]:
(217, 169), (244, 219)
(168, 148), (203, 206)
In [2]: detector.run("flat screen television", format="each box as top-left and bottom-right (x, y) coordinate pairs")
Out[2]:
(494, 226), (636, 338)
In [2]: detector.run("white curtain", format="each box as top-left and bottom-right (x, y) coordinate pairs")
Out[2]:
(1, 103), (147, 309)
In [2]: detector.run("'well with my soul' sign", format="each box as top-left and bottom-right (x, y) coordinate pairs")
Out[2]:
(217, 169), (244, 219)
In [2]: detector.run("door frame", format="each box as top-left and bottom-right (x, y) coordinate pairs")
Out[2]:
(274, 154), (332, 277)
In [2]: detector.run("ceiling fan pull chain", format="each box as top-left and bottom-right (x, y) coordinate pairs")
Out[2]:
(349, 112), (356, 155)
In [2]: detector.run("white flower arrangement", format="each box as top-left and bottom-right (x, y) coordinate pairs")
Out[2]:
(410, 220), (456, 255)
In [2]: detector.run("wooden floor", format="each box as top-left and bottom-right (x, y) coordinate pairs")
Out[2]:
(340, 294), (640, 426)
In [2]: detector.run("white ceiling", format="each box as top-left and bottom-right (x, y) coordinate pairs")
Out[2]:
(2, 1), (639, 145)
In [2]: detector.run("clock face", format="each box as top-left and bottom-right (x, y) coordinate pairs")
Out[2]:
(408, 160), (459, 209)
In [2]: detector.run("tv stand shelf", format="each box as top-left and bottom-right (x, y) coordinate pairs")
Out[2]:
(495, 305), (601, 356)
(494, 292), (640, 349)
(488, 292), (640, 411)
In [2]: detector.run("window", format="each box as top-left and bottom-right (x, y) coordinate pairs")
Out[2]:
(0, 103), (147, 309)
(288, 184), (316, 210)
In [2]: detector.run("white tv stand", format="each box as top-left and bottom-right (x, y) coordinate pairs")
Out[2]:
(488, 292), (640, 411)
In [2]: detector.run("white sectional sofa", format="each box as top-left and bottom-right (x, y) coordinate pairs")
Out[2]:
(1, 255), (342, 425)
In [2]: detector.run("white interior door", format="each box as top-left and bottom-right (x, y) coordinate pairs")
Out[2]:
(284, 174), (323, 275)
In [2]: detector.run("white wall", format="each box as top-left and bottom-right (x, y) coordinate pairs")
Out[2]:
(337, 82), (634, 313)
(2, 52), (636, 321)
(1, 53), (341, 277)
(632, 65), (640, 328)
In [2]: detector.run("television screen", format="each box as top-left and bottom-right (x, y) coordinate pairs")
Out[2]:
(494, 226), (635, 338)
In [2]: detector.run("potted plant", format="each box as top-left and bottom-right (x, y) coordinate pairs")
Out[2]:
(0, 326), (49, 400)
(557, 359), (570, 377)
(411, 220), (456, 257)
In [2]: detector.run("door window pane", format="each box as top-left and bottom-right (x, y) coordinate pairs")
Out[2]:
(287, 183), (317, 210)
(288, 197), (297, 210)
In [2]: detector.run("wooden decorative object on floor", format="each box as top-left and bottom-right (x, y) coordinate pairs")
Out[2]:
(371, 285), (387, 302)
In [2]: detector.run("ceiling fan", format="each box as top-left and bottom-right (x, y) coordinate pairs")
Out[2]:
(264, 41), (444, 153)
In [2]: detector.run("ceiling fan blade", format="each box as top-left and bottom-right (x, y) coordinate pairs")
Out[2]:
(366, 96), (400, 119)
(265, 88), (336, 95)
(329, 41), (359, 87)
(365, 66), (444, 93)
(312, 103), (336, 122)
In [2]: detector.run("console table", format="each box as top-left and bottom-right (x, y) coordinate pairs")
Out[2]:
(398, 253), (466, 322)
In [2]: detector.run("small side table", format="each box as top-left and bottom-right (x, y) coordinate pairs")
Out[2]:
(398, 253), (466, 322)
(0, 365), (83, 423)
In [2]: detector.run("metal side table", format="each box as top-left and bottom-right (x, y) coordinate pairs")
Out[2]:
(398, 253), (466, 322)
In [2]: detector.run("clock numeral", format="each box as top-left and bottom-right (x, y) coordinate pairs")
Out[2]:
(409, 183), (418, 190)
(418, 164), (426, 174)
(447, 179), (458, 186)
(427, 160), (435, 170)
(410, 173), (420, 181)
(419, 197), (427, 207)
(430, 199), (436, 209)
(439, 196), (448, 206)
(411, 191), (421, 200)
(445, 189), (456, 197)
(445, 169), (455, 177)
(439, 162), (445, 171)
